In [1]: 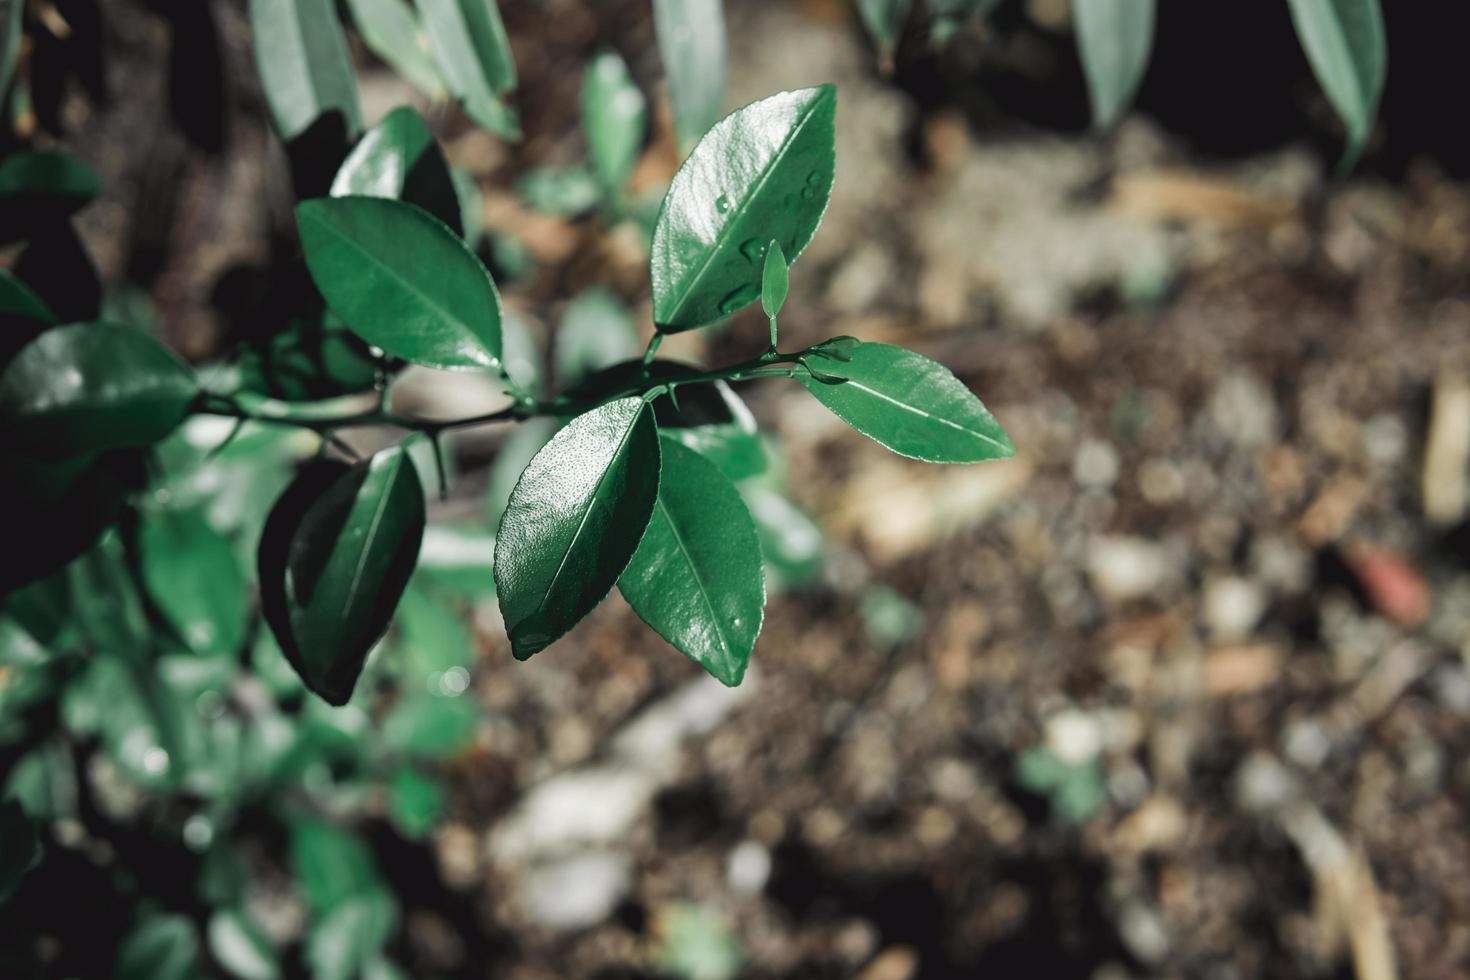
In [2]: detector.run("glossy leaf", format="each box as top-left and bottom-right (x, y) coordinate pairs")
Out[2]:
(619, 437), (764, 686)
(260, 446), (425, 705)
(652, 0), (727, 152)
(297, 196), (503, 370)
(1286, 0), (1386, 163)
(416, 0), (519, 138)
(661, 381), (766, 481)
(208, 909), (282, 980)
(494, 397), (660, 659)
(857, 0), (912, 61)
(582, 51), (647, 194)
(331, 106), (463, 236)
(115, 915), (200, 980)
(249, 0), (361, 143)
(343, 0), (444, 98)
(139, 508), (249, 657)
(554, 288), (640, 386)
(650, 85), (836, 332)
(761, 239), (788, 319)
(485, 417), (557, 524)
(1071, 0), (1155, 128)
(0, 800), (40, 901)
(0, 269), (58, 325)
(0, 323), (197, 458)
(799, 343), (1012, 463)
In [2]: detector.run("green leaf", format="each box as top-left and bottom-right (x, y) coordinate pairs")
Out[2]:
(652, 0), (728, 153)
(857, 0), (912, 61)
(494, 397), (660, 659)
(0, 151), (104, 245)
(1286, 0), (1386, 164)
(415, 0), (519, 138)
(760, 239), (788, 320)
(660, 381), (766, 481)
(516, 164), (602, 217)
(485, 417), (557, 524)
(297, 196), (503, 371)
(619, 438), (764, 686)
(0, 800), (40, 901)
(798, 342), (1013, 463)
(382, 692), (476, 757)
(260, 444), (426, 705)
(554, 288), (640, 386)
(115, 915), (201, 980)
(387, 768), (444, 838)
(0, 322), (197, 458)
(394, 581), (471, 681)
(307, 890), (396, 980)
(208, 909), (282, 980)
(290, 819), (382, 913)
(582, 51), (647, 194)
(331, 106), (463, 236)
(343, 0), (444, 98)
(742, 485), (824, 589)
(415, 524), (496, 597)
(249, 0), (362, 143)
(140, 508), (249, 657)
(1071, 0), (1155, 129)
(0, 269), (59, 325)
(650, 85), (836, 332)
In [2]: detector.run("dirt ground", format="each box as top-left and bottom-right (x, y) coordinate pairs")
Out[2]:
(49, 1), (1470, 977)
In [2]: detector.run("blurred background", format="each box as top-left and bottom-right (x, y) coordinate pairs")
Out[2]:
(6, 0), (1470, 977)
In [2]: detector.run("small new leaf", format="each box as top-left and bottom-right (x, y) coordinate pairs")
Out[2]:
(250, 0), (362, 142)
(761, 239), (788, 320)
(297, 196), (503, 371)
(416, 0), (520, 138)
(798, 342), (1014, 463)
(1072, 0), (1156, 129)
(1286, 0), (1386, 165)
(494, 398), (660, 660)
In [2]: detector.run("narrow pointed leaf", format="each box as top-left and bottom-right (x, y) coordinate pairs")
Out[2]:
(250, 0), (362, 143)
(857, 0), (912, 61)
(651, 85), (836, 332)
(582, 52), (647, 194)
(415, 0), (519, 138)
(343, 0), (444, 98)
(0, 270), (58, 325)
(331, 106), (462, 235)
(494, 398), (660, 659)
(1071, 0), (1155, 128)
(798, 342), (1013, 463)
(619, 437), (764, 686)
(1286, 0), (1385, 163)
(297, 196), (503, 370)
(140, 508), (249, 657)
(761, 239), (787, 319)
(0, 323), (197, 457)
(652, 0), (727, 152)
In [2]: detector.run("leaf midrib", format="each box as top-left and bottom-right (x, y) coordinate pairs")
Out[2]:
(661, 89), (829, 326)
(336, 455), (401, 645)
(307, 206), (496, 368)
(840, 378), (1010, 453)
(654, 495), (734, 671)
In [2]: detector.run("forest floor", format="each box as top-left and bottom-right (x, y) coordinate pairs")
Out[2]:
(61, 1), (1470, 977)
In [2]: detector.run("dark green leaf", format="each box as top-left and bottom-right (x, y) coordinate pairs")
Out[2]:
(307, 890), (396, 980)
(237, 310), (383, 402)
(0, 323), (197, 458)
(619, 437), (764, 686)
(0, 269), (59, 325)
(249, 0), (362, 143)
(0, 151), (103, 245)
(661, 382), (766, 481)
(208, 909), (282, 980)
(652, 0), (728, 153)
(1286, 0), (1386, 163)
(857, 0), (912, 61)
(1071, 0), (1155, 128)
(331, 106), (463, 236)
(0, 800), (40, 901)
(262, 443), (425, 705)
(115, 915), (200, 980)
(343, 0), (444, 98)
(798, 342), (1013, 463)
(485, 417), (557, 524)
(297, 196), (503, 370)
(516, 164), (602, 217)
(387, 768), (444, 838)
(583, 51), (647, 194)
(416, 0), (520, 138)
(0, 451), (132, 596)
(760, 239), (787, 319)
(650, 85), (836, 332)
(494, 397), (660, 659)
(140, 507), (249, 657)
(554, 288), (640, 386)
(290, 819), (382, 912)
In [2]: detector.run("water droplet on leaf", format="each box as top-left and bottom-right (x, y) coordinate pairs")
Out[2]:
(739, 239), (767, 263)
(715, 194), (731, 213)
